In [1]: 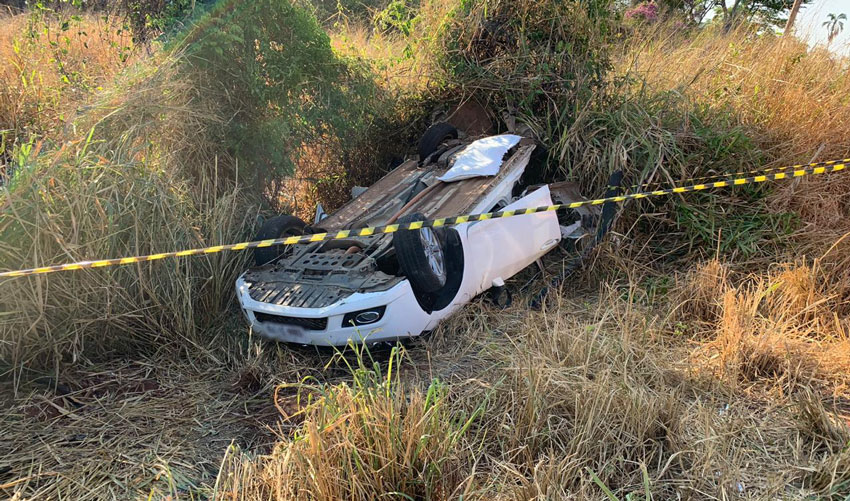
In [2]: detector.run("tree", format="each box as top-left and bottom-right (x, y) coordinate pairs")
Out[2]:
(676, 0), (715, 24)
(717, 0), (813, 30)
(622, 0), (813, 28)
(823, 13), (847, 46)
(783, 0), (803, 35)
(620, 0), (715, 25)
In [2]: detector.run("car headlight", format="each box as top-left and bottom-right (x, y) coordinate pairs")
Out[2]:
(342, 306), (386, 327)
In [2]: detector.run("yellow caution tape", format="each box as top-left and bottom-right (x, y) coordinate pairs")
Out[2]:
(625, 157), (850, 191)
(0, 160), (846, 279)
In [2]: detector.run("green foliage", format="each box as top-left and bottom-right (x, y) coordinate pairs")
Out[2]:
(373, 0), (416, 35)
(309, 0), (390, 24)
(423, 0), (616, 183)
(21, 5), (131, 84)
(435, 0), (615, 104)
(177, 0), (385, 205)
(123, 0), (199, 42)
(618, 0), (814, 28)
(675, 191), (797, 259)
(540, 76), (763, 195)
(823, 13), (847, 44)
(707, 0), (815, 30)
(14, 0), (200, 43)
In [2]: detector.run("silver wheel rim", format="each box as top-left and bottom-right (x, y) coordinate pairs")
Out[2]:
(419, 227), (446, 283)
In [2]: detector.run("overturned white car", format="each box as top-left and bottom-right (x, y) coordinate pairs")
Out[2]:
(236, 124), (619, 345)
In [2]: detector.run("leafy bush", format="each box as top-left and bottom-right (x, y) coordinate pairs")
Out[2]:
(373, 0), (417, 35)
(431, 0), (614, 120)
(122, 0), (200, 42)
(175, 0), (390, 208)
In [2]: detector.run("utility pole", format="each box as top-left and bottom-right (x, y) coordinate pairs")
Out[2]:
(783, 0), (804, 36)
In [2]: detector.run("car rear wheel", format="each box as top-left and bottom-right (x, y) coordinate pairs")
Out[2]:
(393, 212), (447, 293)
(253, 215), (307, 266)
(418, 122), (458, 161)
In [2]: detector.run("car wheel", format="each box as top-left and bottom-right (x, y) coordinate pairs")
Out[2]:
(418, 123), (458, 161)
(393, 212), (447, 293)
(253, 214), (307, 266)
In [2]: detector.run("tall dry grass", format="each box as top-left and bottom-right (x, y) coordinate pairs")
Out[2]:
(0, 12), (136, 154)
(683, 258), (850, 396)
(217, 347), (480, 500)
(626, 25), (850, 164)
(623, 25), (850, 257)
(0, 54), (258, 374)
(206, 278), (850, 499)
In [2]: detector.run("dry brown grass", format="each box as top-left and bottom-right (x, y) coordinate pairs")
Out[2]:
(330, 23), (432, 97)
(671, 259), (730, 334)
(0, 54), (257, 373)
(687, 259), (850, 397)
(0, 329), (300, 500)
(3, 271), (850, 499)
(624, 24), (850, 258)
(626, 25), (850, 165)
(0, 12), (136, 151)
(205, 280), (850, 500)
(217, 349), (478, 500)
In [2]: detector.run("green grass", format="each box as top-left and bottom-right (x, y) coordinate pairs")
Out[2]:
(676, 195), (797, 259)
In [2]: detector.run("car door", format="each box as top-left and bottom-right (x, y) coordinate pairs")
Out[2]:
(463, 185), (561, 296)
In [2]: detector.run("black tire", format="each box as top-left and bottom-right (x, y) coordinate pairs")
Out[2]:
(253, 215), (307, 266)
(393, 212), (447, 293)
(418, 123), (458, 161)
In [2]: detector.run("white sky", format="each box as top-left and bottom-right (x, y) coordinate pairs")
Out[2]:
(705, 1), (849, 54)
(795, 0), (850, 54)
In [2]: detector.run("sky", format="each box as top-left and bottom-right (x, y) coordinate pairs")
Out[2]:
(795, 0), (850, 54)
(705, 1), (850, 54)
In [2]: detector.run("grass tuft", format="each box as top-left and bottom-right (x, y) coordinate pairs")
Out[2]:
(215, 346), (480, 500)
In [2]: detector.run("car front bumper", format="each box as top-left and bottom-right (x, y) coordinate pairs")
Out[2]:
(235, 277), (432, 346)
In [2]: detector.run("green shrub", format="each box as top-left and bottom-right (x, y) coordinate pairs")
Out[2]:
(175, 0), (389, 207)
(373, 0), (417, 35)
(432, 0), (614, 117)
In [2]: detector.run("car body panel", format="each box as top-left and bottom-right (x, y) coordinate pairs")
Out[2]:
(237, 184), (559, 345)
(464, 185), (559, 295)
